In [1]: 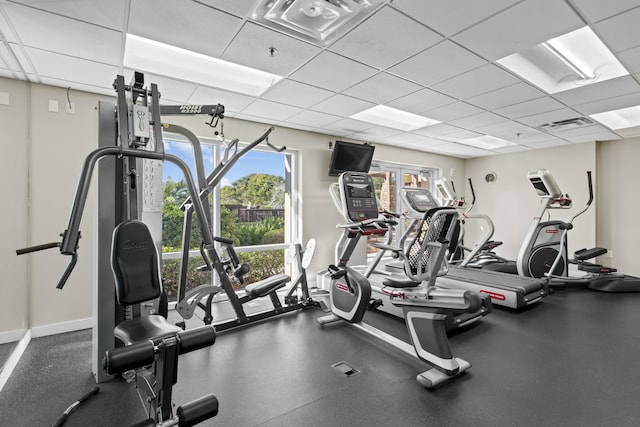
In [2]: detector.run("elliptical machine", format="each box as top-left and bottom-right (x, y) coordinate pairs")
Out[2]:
(318, 172), (484, 388)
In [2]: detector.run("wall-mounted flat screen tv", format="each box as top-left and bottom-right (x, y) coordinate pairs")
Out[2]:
(328, 140), (375, 176)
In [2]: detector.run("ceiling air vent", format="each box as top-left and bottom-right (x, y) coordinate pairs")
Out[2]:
(537, 117), (594, 133)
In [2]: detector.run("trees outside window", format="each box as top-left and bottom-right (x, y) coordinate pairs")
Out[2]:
(159, 138), (295, 301)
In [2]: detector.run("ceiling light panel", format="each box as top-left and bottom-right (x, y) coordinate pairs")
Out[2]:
(251, 0), (388, 45)
(591, 105), (640, 130)
(350, 105), (440, 132)
(124, 34), (283, 96)
(497, 27), (628, 94)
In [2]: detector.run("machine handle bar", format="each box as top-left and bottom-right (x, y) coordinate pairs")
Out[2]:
(586, 170), (593, 206)
(16, 241), (60, 255)
(468, 178), (476, 205)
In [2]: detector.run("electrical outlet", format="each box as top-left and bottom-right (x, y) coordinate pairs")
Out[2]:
(607, 250), (613, 258)
(0, 92), (9, 105)
(66, 102), (75, 114)
(48, 99), (59, 112)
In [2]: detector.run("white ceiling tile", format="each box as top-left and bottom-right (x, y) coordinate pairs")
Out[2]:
(466, 82), (545, 110)
(320, 118), (373, 135)
(39, 76), (116, 97)
(280, 122), (317, 132)
(310, 94), (375, 116)
(4, 3), (121, 64)
(594, 7), (640, 52)
(221, 22), (321, 76)
(516, 108), (584, 127)
(0, 68), (19, 78)
(187, 86), (256, 113)
(574, 92), (640, 115)
(439, 129), (483, 142)
(348, 126), (402, 140)
(571, 0), (640, 23)
(431, 64), (520, 99)
(492, 144), (532, 154)
(617, 46), (640, 74)
(427, 142), (494, 158)
(494, 97), (566, 119)
(452, 0), (584, 60)
(378, 133), (428, 144)
(122, 69), (197, 103)
(289, 51), (377, 92)
(391, 0), (520, 37)
(403, 137), (449, 148)
(387, 88), (457, 114)
(475, 120), (537, 140)
(25, 48), (118, 88)
(129, 0), (242, 58)
(239, 99), (302, 121)
(569, 130), (621, 142)
(330, 6), (442, 69)
(262, 79), (333, 108)
(552, 76), (640, 106)
(1, 43), (25, 73)
(232, 112), (279, 124)
(342, 72), (422, 104)
(388, 40), (487, 86)
(195, 0), (256, 17)
(412, 123), (462, 137)
(284, 110), (341, 128)
(448, 111), (508, 129)
(523, 139), (572, 149)
(422, 101), (484, 121)
(9, 0), (126, 30)
(552, 124), (617, 139)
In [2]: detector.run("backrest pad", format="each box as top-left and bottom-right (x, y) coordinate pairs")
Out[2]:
(111, 220), (162, 306)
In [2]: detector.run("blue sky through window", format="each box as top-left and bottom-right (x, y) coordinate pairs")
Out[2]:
(163, 140), (284, 186)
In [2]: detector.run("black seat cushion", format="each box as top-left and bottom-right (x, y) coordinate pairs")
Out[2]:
(114, 315), (182, 346)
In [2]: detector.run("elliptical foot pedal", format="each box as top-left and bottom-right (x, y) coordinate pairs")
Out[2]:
(367, 298), (383, 311)
(416, 358), (471, 389)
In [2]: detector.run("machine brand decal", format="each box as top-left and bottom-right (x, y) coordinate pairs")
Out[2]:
(179, 105), (203, 114)
(335, 282), (350, 293)
(545, 229), (559, 233)
(480, 290), (506, 301)
(121, 239), (153, 251)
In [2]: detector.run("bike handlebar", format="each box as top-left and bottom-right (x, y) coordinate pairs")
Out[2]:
(16, 241), (60, 255)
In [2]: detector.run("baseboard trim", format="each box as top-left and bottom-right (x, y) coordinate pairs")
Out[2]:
(31, 317), (94, 338)
(0, 329), (31, 392)
(0, 328), (28, 345)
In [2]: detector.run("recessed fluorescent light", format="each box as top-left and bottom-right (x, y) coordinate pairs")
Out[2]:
(590, 106), (640, 130)
(251, 0), (387, 45)
(350, 105), (440, 132)
(497, 26), (628, 94)
(124, 34), (282, 96)
(458, 135), (516, 150)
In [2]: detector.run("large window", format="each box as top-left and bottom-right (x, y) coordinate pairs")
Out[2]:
(159, 135), (296, 301)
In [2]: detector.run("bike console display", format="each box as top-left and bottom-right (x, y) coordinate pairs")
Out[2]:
(339, 172), (379, 222)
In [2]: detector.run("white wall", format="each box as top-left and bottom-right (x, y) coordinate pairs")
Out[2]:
(596, 137), (640, 276)
(0, 77), (29, 338)
(0, 78), (466, 336)
(463, 143), (597, 262)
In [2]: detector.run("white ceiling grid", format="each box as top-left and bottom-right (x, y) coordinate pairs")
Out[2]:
(0, 0), (639, 158)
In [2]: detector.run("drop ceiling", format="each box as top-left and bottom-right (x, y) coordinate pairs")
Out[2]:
(1, 0), (640, 158)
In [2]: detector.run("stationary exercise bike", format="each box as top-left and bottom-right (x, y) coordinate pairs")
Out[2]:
(318, 172), (484, 388)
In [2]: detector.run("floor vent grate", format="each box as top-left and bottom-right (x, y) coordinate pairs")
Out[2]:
(332, 361), (360, 378)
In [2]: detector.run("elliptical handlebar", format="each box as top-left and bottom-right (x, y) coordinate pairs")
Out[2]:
(586, 170), (593, 206)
